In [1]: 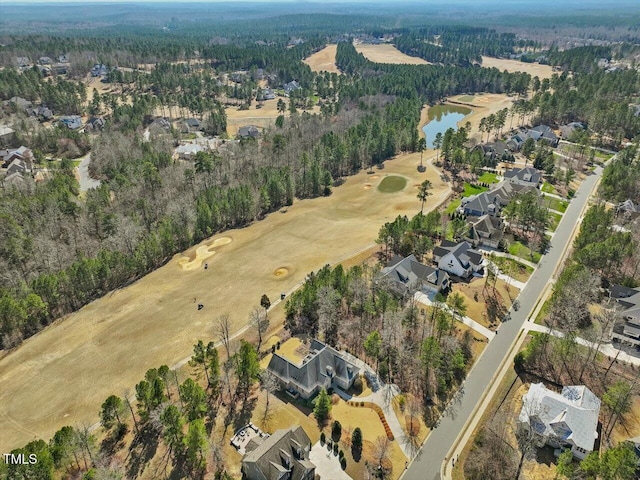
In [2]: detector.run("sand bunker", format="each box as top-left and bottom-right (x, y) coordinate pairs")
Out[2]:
(273, 267), (293, 279)
(211, 237), (232, 247)
(364, 184), (372, 190)
(177, 236), (232, 270)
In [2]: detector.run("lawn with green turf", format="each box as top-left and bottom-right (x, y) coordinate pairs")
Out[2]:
(445, 198), (461, 215)
(547, 211), (562, 232)
(490, 256), (534, 283)
(508, 241), (542, 264)
(462, 183), (488, 197)
(477, 172), (499, 184)
(378, 175), (407, 193)
(541, 182), (557, 195)
(546, 197), (568, 213)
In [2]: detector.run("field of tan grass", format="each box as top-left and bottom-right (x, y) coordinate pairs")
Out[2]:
(225, 98), (320, 136)
(355, 44), (430, 65)
(481, 56), (555, 80)
(303, 44), (341, 74)
(0, 147), (451, 451)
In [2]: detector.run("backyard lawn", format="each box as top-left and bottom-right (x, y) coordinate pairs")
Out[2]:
(477, 172), (499, 184)
(462, 183), (488, 197)
(507, 241), (542, 264)
(445, 198), (461, 215)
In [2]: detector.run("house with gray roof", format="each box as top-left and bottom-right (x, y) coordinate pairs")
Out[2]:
(284, 80), (301, 95)
(175, 143), (205, 159)
(0, 126), (15, 146)
(461, 180), (537, 217)
(560, 122), (586, 138)
(519, 383), (600, 459)
(432, 240), (484, 279)
(267, 339), (359, 400)
(528, 125), (559, 147)
(504, 166), (542, 188)
(242, 425), (315, 480)
(6, 158), (29, 177)
(381, 254), (450, 295)
(464, 214), (503, 249)
(7, 97), (33, 110)
(27, 105), (53, 121)
(238, 125), (260, 139)
(609, 285), (640, 344)
(59, 115), (83, 130)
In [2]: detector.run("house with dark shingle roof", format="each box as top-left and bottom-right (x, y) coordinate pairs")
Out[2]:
(432, 240), (484, 279)
(461, 180), (537, 217)
(519, 383), (600, 460)
(528, 125), (559, 147)
(284, 80), (301, 95)
(6, 158), (29, 177)
(610, 285), (640, 342)
(464, 214), (503, 249)
(267, 339), (359, 400)
(381, 254), (450, 295)
(242, 426), (315, 480)
(238, 125), (260, 139)
(504, 166), (542, 188)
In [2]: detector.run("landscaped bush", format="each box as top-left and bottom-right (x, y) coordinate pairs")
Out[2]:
(340, 457), (347, 470)
(331, 420), (342, 442)
(339, 449), (344, 459)
(320, 432), (326, 444)
(333, 443), (339, 455)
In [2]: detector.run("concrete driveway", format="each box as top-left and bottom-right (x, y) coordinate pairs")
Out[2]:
(309, 441), (353, 480)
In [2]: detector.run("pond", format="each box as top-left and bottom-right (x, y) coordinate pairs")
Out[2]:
(422, 104), (472, 148)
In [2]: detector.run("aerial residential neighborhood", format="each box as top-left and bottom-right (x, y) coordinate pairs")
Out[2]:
(1, 1), (640, 480)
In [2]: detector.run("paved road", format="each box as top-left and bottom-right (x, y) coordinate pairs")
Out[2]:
(76, 153), (101, 192)
(403, 166), (604, 480)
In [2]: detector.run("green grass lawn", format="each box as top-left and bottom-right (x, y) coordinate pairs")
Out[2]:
(547, 211), (563, 232)
(378, 175), (407, 193)
(490, 256), (534, 283)
(508, 241), (542, 264)
(445, 198), (461, 215)
(477, 172), (499, 184)
(546, 197), (568, 213)
(462, 183), (488, 197)
(541, 182), (557, 195)
(535, 298), (551, 325)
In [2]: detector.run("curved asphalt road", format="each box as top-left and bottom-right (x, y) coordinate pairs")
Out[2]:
(403, 165), (605, 480)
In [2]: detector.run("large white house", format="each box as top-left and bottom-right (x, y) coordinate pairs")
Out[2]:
(519, 383), (601, 460)
(432, 240), (484, 279)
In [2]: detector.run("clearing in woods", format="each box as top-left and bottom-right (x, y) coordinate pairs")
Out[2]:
(303, 44), (341, 74)
(225, 98), (320, 136)
(0, 135), (451, 451)
(481, 56), (555, 80)
(355, 43), (430, 65)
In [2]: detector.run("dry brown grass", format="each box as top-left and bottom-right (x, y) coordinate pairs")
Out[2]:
(391, 395), (429, 445)
(303, 44), (341, 74)
(451, 277), (519, 328)
(355, 44), (430, 65)
(224, 98), (320, 136)
(330, 399), (407, 480)
(0, 150), (451, 451)
(481, 56), (555, 80)
(446, 93), (516, 143)
(611, 395), (640, 444)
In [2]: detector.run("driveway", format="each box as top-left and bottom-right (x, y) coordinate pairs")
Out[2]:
(76, 153), (101, 192)
(309, 441), (353, 480)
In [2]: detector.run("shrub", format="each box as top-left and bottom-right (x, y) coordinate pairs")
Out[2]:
(396, 394), (406, 411)
(320, 432), (326, 445)
(352, 375), (363, 395)
(339, 449), (344, 459)
(340, 457), (347, 470)
(352, 427), (363, 449)
(331, 420), (342, 442)
(333, 443), (339, 455)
